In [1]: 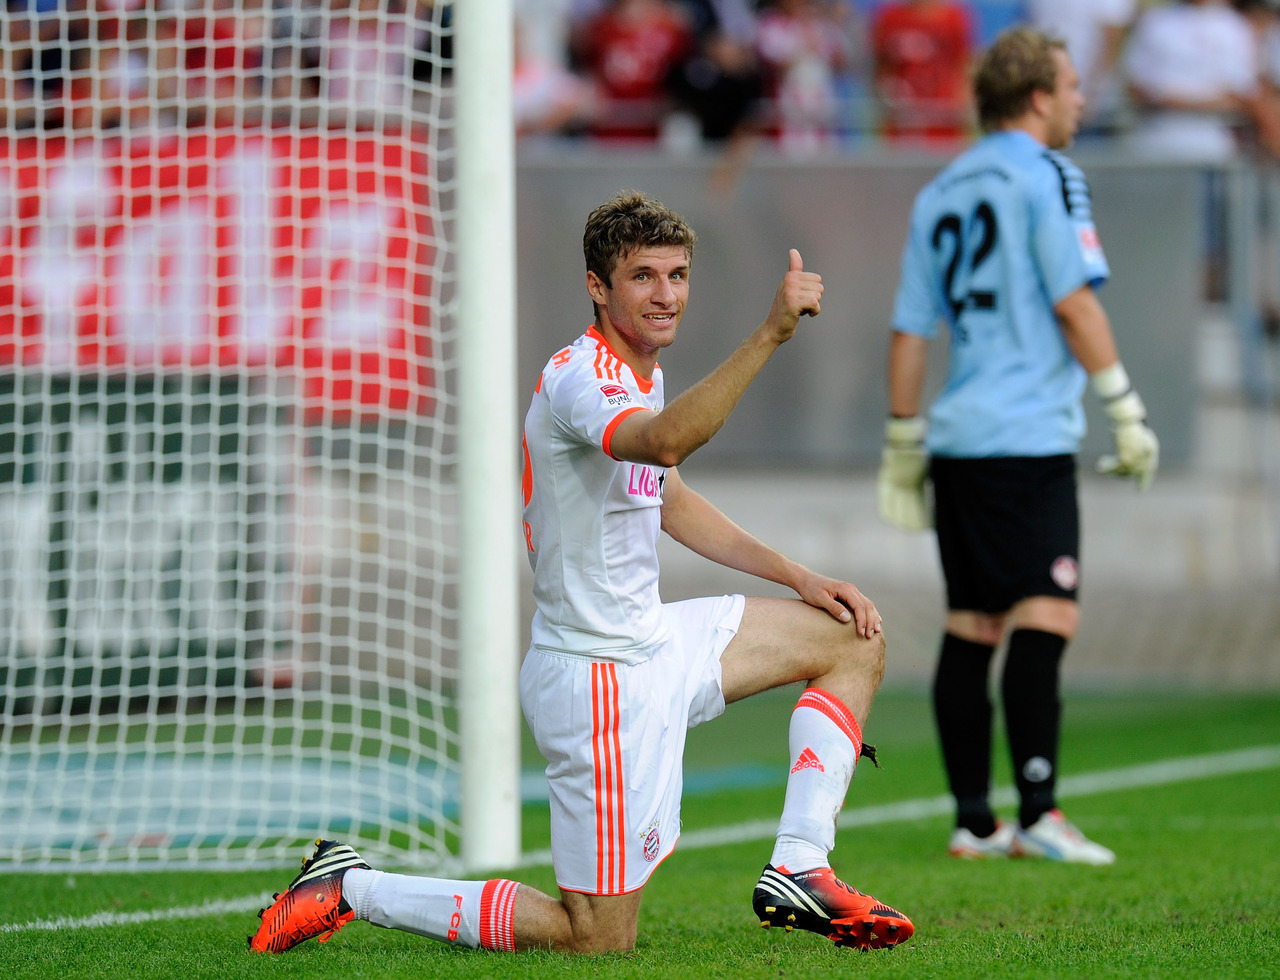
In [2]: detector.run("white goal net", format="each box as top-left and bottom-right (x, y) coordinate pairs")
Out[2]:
(0, 0), (519, 870)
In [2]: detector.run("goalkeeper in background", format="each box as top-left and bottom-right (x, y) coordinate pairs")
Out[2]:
(877, 27), (1158, 864)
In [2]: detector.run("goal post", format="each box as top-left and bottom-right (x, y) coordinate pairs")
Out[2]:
(0, 1), (521, 871)
(455, 0), (522, 874)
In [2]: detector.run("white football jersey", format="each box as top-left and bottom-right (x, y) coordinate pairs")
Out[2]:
(522, 325), (668, 662)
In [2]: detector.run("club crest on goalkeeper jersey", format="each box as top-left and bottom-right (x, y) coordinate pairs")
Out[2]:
(522, 326), (668, 663)
(891, 129), (1111, 458)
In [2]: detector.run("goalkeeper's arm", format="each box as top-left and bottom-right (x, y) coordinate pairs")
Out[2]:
(879, 331), (933, 530)
(1054, 285), (1159, 490)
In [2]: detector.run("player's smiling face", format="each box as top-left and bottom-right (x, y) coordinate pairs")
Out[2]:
(588, 245), (691, 365)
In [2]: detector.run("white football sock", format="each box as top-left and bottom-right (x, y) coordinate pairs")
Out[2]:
(770, 687), (862, 873)
(343, 869), (518, 951)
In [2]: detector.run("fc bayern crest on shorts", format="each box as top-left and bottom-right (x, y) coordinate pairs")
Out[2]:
(643, 823), (661, 863)
(1050, 555), (1079, 591)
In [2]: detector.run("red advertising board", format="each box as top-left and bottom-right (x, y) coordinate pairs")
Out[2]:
(0, 132), (433, 416)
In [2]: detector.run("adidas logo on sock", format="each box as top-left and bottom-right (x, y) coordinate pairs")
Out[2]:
(790, 747), (825, 774)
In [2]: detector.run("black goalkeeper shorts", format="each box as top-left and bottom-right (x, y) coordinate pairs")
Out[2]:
(930, 454), (1080, 614)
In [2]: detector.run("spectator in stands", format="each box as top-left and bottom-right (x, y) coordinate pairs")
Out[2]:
(1126, 0), (1265, 303)
(70, 1), (170, 133)
(5, 0), (93, 130)
(666, 0), (764, 144)
(1232, 0), (1280, 341)
(314, 0), (432, 131)
(264, 0), (323, 125)
(181, 0), (273, 128)
(137, 5), (185, 131)
(514, 18), (594, 138)
(870, 0), (974, 147)
(2, 2), (41, 130)
(755, 0), (855, 155)
(570, 0), (695, 142)
(1025, 0), (1136, 136)
(1238, 0), (1280, 156)
(516, 0), (577, 73)
(1124, 0), (1260, 162)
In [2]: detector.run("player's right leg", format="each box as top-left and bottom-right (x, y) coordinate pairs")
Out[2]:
(934, 618), (1004, 852)
(250, 838), (644, 953)
(720, 596), (913, 950)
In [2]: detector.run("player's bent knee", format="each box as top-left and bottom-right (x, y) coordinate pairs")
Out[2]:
(867, 630), (888, 678)
(840, 629), (886, 682)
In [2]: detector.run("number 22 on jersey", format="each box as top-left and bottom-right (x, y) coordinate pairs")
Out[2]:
(931, 200), (1000, 342)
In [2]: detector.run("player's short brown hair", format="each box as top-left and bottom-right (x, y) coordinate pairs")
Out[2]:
(583, 190), (697, 287)
(973, 28), (1066, 133)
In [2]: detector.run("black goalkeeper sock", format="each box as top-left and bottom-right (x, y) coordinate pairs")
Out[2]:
(933, 633), (997, 837)
(1001, 628), (1067, 828)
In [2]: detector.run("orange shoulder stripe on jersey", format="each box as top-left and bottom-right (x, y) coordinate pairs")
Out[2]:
(602, 406), (648, 461)
(593, 346), (620, 382)
(586, 325), (655, 394)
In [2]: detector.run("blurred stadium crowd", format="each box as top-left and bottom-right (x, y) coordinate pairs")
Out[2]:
(4, 0), (1280, 161)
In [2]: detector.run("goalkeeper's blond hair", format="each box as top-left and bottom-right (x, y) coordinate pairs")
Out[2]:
(974, 28), (1067, 133)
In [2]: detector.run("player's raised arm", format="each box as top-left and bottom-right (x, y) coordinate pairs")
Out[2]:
(608, 250), (823, 468)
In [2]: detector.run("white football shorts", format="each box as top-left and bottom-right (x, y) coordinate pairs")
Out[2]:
(519, 593), (746, 896)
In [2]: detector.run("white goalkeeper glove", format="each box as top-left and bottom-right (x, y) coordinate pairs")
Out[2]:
(877, 416), (932, 531)
(1092, 363), (1159, 491)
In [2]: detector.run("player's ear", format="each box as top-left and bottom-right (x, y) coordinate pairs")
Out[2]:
(1029, 86), (1052, 119)
(586, 270), (609, 305)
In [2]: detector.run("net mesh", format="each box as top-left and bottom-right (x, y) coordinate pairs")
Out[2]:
(0, 1), (462, 869)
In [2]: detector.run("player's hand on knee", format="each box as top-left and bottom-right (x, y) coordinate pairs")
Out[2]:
(798, 572), (883, 637)
(877, 417), (932, 531)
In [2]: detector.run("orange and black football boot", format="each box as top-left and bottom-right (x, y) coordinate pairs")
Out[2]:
(752, 864), (914, 950)
(249, 839), (371, 953)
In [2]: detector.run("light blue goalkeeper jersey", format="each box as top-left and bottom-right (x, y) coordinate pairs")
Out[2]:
(892, 129), (1110, 457)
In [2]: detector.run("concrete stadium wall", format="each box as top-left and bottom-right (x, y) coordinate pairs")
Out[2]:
(515, 149), (1204, 466)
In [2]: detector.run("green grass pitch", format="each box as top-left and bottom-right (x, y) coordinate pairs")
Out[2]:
(3, 688), (1278, 980)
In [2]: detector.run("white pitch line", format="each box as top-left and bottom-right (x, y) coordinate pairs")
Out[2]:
(4, 744), (1278, 934)
(522, 743), (1280, 866)
(0, 893), (274, 934)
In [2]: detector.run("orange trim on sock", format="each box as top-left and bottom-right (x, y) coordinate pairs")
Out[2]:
(480, 878), (519, 952)
(795, 688), (863, 759)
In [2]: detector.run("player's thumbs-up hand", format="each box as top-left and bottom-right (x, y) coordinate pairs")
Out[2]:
(766, 249), (823, 342)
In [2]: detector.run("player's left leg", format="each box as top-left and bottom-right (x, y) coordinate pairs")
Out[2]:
(1003, 596), (1077, 828)
(720, 596), (913, 950)
(1001, 597), (1113, 865)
